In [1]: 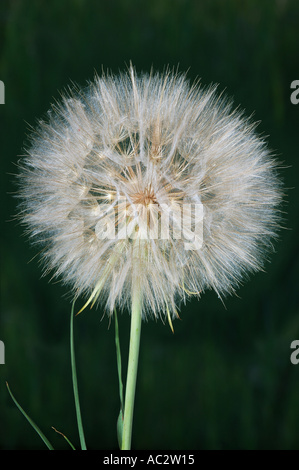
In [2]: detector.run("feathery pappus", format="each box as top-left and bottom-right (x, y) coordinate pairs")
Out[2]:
(17, 65), (282, 321)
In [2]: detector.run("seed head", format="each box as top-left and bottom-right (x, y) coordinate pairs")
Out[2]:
(18, 65), (282, 320)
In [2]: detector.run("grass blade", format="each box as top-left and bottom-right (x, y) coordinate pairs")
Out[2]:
(114, 308), (124, 413)
(70, 299), (87, 450)
(6, 382), (54, 450)
(114, 308), (124, 448)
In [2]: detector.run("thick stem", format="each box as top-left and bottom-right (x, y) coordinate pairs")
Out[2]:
(121, 280), (142, 450)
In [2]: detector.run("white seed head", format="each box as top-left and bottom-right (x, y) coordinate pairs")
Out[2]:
(18, 65), (282, 320)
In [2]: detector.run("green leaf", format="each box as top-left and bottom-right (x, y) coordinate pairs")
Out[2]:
(117, 409), (124, 449)
(6, 382), (54, 450)
(70, 298), (87, 450)
(114, 308), (124, 412)
(114, 308), (124, 448)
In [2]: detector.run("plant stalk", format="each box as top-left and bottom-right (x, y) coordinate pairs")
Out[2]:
(121, 282), (142, 450)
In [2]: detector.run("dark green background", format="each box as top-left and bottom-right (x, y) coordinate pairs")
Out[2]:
(0, 0), (298, 450)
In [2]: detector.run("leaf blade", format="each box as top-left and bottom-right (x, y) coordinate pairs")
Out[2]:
(70, 299), (87, 450)
(6, 382), (54, 450)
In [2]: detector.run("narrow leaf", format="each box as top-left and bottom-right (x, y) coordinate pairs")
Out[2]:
(6, 382), (54, 450)
(114, 308), (124, 413)
(114, 308), (124, 448)
(117, 409), (124, 449)
(70, 299), (87, 450)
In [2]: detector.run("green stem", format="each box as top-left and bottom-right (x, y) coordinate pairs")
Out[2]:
(121, 283), (142, 450)
(70, 299), (87, 450)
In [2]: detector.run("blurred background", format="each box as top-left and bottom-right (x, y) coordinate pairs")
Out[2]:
(0, 0), (298, 450)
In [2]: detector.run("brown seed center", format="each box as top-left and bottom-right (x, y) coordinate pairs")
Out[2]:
(132, 185), (157, 206)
